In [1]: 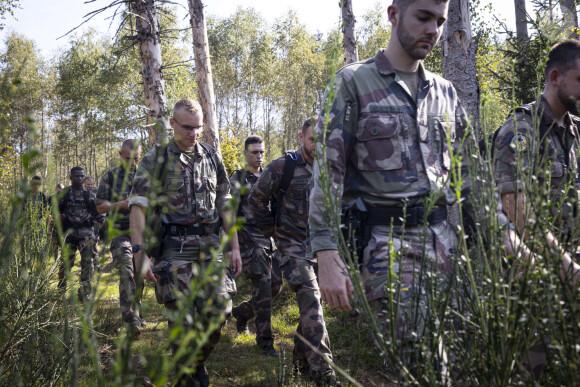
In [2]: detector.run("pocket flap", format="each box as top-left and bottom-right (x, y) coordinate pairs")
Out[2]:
(357, 115), (400, 141)
(165, 177), (184, 191)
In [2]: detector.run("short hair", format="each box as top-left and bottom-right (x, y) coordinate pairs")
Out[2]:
(56, 183), (65, 190)
(302, 115), (318, 134)
(545, 40), (580, 79)
(244, 135), (264, 150)
(84, 176), (94, 182)
(392, 0), (448, 13)
(173, 99), (202, 117)
(121, 139), (139, 151)
(70, 166), (84, 175)
(31, 175), (41, 182)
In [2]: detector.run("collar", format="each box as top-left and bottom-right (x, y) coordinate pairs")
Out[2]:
(167, 138), (201, 155)
(374, 49), (431, 82)
(538, 95), (576, 137)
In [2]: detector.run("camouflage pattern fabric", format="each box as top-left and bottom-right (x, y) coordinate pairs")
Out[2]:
(130, 139), (231, 255)
(58, 186), (98, 240)
(111, 235), (142, 323)
(231, 167), (282, 347)
(235, 247), (283, 347)
(248, 146), (313, 264)
(493, 96), (580, 225)
(96, 165), (134, 229)
(58, 235), (94, 301)
(281, 258), (333, 373)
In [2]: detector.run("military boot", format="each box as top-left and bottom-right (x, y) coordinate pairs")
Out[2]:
(231, 305), (250, 334)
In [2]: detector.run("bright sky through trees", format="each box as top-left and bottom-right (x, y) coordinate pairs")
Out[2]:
(1, 0), (526, 56)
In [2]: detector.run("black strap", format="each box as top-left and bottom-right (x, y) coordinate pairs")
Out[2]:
(275, 151), (297, 227)
(365, 206), (448, 226)
(232, 169), (246, 218)
(164, 224), (206, 236)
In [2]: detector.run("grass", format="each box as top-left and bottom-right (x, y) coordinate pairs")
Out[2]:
(71, 243), (384, 386)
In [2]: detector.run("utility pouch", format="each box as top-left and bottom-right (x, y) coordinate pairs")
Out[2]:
(341, 197), (370, 266)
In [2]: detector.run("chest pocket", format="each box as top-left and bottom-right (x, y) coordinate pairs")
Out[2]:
(282, 176), (310, 228)
(354, 113), (403, 171)
(195, 174), (218, 219)
(163, 170), (188, 211)
(428, 116), (456, 170)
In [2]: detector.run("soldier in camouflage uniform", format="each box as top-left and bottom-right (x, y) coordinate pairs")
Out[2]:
(493, 40), (580, 378)
(85, 175), (105, 268)
(308, 0), (518, 377)
(230, 135), (283, 356)
(129, 99), (241, 387)
(57, 167), (99, 302)
(249, 118), (339, 386)
(96, 140), (144, 333)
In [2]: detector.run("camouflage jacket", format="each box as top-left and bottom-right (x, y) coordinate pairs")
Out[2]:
(230, 167), (273, 251)
(96, 165), (135, 229)
(248, 146), (312, 261)
(494, 96), (580, 222)
(58, 186), (98, 239)
(129, 138), (231, 251)
(23, 192), (48, 220)
(309, 49), (492, 253)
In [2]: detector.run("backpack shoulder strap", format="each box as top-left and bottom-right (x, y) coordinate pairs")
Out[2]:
(275, 151), (297, 227)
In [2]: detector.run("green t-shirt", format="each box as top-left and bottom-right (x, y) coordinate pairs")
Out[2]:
(396, 69), (420, 102)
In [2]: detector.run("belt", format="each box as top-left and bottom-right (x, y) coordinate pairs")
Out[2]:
(164, 224), (206, 236)
(365, 206), (448, 226)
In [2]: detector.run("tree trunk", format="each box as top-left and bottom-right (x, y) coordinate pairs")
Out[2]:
(442, 0), (479, 132)
(188, 0), (220, 151)
(341, 0), (359, 64)
(129, 0), (169, 146)
(514, 0), (529, 43)
(560, 0), (579, 38)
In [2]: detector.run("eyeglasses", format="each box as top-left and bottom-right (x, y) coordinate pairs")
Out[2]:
(173, 118), (204, 132)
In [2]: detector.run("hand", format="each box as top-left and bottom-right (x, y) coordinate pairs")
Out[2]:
(134, 251), (157, 283)
(317, 249), (354, 311)
(119, 198), (130, 211)
(230, 249), (242, 277)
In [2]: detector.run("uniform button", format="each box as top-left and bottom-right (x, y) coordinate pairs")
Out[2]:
(370, 127), (379, 136)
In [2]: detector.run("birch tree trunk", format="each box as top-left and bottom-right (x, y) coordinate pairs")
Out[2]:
(129, 0), (169, 146)
(442, 0), (479, 131)
(560, 0), (579, 38)
(341, 0), (359, 64)
(514, 0), (530, 43)
(188, 0), (220, 151)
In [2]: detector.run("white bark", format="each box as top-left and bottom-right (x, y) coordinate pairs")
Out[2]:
(442, 0), (479, 130)
(188, 0), (220, 152)
(560, 0), (579, 38)
(341, 0), (359, 64)
(130, 0), (169, 146)
(514, 0), (530, 43)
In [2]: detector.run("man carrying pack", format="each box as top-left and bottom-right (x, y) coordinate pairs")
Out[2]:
(248, 117), (339, 386)
(57, 166), (99, 302)
(493, 40), (580, 377)
(230, 135), (283, 356)
(96, 139), (144, 334)
(129, 98), (241, 386)
(85, 175), (105, 270)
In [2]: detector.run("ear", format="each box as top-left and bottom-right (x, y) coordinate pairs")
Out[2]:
(548, 68), (562, 88)
(387, 4), (400, 27)
(299, 131), (304, 142)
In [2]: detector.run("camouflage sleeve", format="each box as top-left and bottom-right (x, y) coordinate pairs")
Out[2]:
(493, 112), (535, 195)
(214, 152), (232, 212)
(96, 170), (111, 205)
(129, 148), (157, 209)
(229, 170), (242, 196)
(248, 160), (282, 238)
(309, 71), (357, 253)
(87, 190), (100, 218)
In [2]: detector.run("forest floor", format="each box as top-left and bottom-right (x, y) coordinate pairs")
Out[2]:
(84, 245), (386, 386)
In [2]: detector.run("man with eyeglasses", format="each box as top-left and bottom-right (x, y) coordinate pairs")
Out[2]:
(129, 99), (242, 386)
(230, 135), (283, 357)
(96, 139), (144, 335)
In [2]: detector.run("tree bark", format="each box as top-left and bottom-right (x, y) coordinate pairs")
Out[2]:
(514, 0), (529, 43)
(560, 0), (579, 38)
(188, 0), (220, 151)
(442, 0), (479, 132)
(129, 0), (169, 146)
(341, 0), (359, 64)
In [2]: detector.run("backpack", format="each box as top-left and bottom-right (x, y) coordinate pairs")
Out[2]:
(271, 151), (297, 227)
(58, 187), (95, 229)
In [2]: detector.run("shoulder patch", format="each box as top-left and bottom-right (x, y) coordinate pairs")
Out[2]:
(509, 134), (528, 153)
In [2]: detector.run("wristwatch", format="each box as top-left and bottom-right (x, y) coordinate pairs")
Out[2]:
(132, 244), (144, 254)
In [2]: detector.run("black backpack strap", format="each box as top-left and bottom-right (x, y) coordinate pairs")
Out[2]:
(58, 187), (71, 215)
(232, 169), (247, 218)
(275, 151), (297, 227)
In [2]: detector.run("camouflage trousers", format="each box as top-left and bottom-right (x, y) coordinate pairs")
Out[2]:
(110, 235), (143, 324)
(235, 247), (283, 347)
(58, 235), (95, 300)
(362, 222), (457, 365)
(281, 258), (333, 373)
(153, 246), (228, 366)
